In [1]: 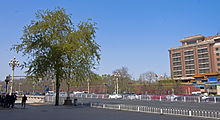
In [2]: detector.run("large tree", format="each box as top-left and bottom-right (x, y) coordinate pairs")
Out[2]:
(13, 7), (100, 105)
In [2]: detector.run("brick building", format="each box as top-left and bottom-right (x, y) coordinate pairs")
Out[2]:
(169, 35), (220, 77)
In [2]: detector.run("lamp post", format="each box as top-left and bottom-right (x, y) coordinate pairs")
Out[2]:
(52, 80), (55, 92)
(9, 57), (19, 95)
(5, 75), (10, 94)
(32, 81), (36, 94)
(18, 83), (22, 93)
(114, 72), (120, 94)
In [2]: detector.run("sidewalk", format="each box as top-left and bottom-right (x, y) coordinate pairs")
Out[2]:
(0, 103), (207, 120)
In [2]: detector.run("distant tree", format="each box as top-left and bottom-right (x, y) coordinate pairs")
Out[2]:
(139, 71), (156, 83)
(113, 67), (132, 93)
(102, 74), (114, 94)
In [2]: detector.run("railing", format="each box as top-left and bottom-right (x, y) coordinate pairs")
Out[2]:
(16, 95), (45, 103)
(45, 94), (220, 104)
(91, 103), (220, 119)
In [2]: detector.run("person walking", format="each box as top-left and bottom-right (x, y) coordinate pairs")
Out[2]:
(11, 93), (17, 108)
(4, 94), (10, 108)
(21, 95), (27, 108)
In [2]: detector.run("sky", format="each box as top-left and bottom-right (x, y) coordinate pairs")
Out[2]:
(1, 0), (220, 81)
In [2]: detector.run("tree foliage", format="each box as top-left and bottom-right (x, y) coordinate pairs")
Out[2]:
(12, 7), (100, 105)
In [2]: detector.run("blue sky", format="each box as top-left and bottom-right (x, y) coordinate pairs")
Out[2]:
(0, 0), (220, 81)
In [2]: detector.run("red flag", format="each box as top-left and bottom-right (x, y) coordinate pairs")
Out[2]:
(155, 74), (158, 77)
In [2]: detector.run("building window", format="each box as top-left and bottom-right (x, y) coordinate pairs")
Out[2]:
(216, 48), (219, 51)
(187, 41), (196, 45)
(173, 62), (181, 66)
(218, 63), (220, 66)
(217, 58), (220, 61)
(186, 70), (195, 75)
(173, 57), (181, 61)
(173, 66), (182, 70)
(185, 55), (194, 60)
(184, 50), (194, 55)
(218, 69), (220, 72)
(172, 52), (181, 57)
(216, 53), (219, 56)
(198, 48), (208, 54)
(185, 60), (194, 65)
(199, 58), (209, 63)
(185, 65), (195, 69)
(198, 53), (208, 58)
(199, 69), (210, 74)
(199, 64), (209, 68)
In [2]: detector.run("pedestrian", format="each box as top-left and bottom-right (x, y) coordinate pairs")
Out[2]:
(0, 94), (3, 106)
(4, 94), (10, 108)
(21, 95), (27, 108)
(2, 94), (5, 107)
(11, 93), (17, 108)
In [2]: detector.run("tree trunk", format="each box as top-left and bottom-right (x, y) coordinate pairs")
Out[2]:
(55, 74), (60, 106)
(67, 82), (70, 98)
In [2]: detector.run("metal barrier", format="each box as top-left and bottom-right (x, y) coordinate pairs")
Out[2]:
(69, 94), (220, 103)
(16, 95), (45, 103)
(44, 94), (220, 105)
(91, 103), (220, 119)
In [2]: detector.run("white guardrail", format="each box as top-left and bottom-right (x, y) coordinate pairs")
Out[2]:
(45, 94), (220, 104)
(15, 95), (45, 103)
(91, 103), (220, 119)
(70, 94), (220, 103)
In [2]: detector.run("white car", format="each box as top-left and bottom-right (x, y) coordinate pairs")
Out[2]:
(109, 94), (122, 99)
(166, 95), (180, 101)
(127, 94), (139, 100)
(201, 96), (210, 100)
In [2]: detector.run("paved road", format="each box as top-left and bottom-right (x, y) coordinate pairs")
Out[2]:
(0, 104), (209, 120)
(76, 98), (220, 111)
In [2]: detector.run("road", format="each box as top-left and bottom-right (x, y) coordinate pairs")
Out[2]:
(0, 104), (209, 120)
(76, 98), (220, 111)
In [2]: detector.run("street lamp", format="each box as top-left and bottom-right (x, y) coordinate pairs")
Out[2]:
(5, 75), (10, 94)
(114, 72), (120, 94)
(19, 83), (22, 93)
(9, 57), (19, 95)
(32, 81), (36, 94)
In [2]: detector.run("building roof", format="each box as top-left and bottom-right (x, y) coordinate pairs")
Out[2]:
(179, 35), (205, 42)
(169, 35), (220, 51)
(205, 35), (220, 40)
(168, 40), (214, 51)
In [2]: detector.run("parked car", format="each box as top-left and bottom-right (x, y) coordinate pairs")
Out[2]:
(201, 95), (211, 101)
(166, 95), (180, 101)
(45, 91), (55, 96)
(127, 94), (139, 100)
(109, 94), (122, 99)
